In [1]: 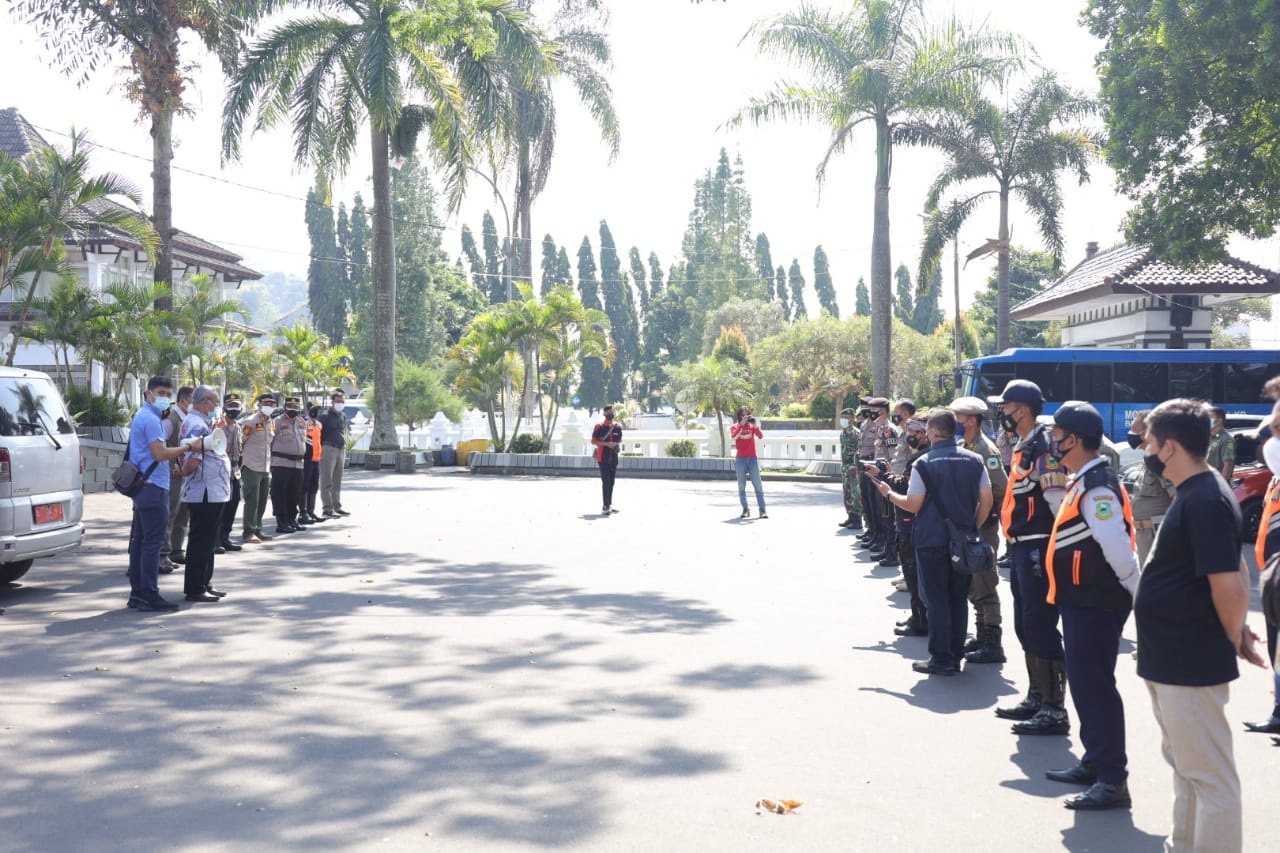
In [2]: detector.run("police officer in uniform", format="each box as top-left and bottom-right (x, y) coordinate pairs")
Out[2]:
(872, 398), (905, 567)
(838, 408), (864, 530)
(1123, 410), (1176, 566)
(861, 398), (895, 560)
(874, 414), (930, 636)
(240, 393), (276, 543)
(217, 393), (244, 552)
(991, 379), (1070, 735)
(270, 396), (309, 535)
(857, 403), (882, 549)
(1042, 402), (1140, 810)
(951, 396), (1008, 664)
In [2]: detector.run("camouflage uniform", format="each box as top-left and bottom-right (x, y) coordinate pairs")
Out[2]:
(1124, 463), (1175, 566)
(840, 423), (863, 522)
(964, 430), (1007, 631)
(873, 420), (903, 557)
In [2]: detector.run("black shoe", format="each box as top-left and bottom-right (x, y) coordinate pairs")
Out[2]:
(184, 592), (220, 603)
(741, 509), (751, 519)
(877, 555), (901, 568)
(912, 659), (960, 676)
(868, 549), (887, 561)
(205, 586), (227, 598)
(1012, 706), (1070, 736)
(132, 596), (180, 612)
(274, 526), (294, 536)
(894, 621), (928, 637)
(1065, 781), (1130, 811)
(964, 626), (1006, 664)
(158, 560), (175, 575)
(334, 509), (351, 516)
(295, 515), (314, 525)
(169, 552), (186, 565)
(220, 540), (243, 552)
(838, 517), (855, 528)
(1046, 761), (1097, 785)
(290, 522), (308, 532)
(214, 545), (226, 555)
(308, 513), (327, 523)
(609, 507), (620, 514)
(322, 510), (337, 518)
(895, 617), (913, 627)
(995, 692), (1042, 721)
(1243, 717), (1280, 734)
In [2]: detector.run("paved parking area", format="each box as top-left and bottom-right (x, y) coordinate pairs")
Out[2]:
(1, 470), (1275, 851)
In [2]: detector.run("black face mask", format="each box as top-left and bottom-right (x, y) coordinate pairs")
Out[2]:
(891, 414), (902, 426)
(1143, 452), (1166, 478)
(999, 413), (1018, 433)
(286, 409), (299, 418)
(906, 434), (921, 450)
(1126, 432), (1143, 450)
(224, 408), (242, 421)
(604, 412), (614, 421)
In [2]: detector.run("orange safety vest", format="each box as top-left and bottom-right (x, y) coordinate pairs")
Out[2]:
(306, 421), (323, 462)
(1046, 461), (1136, 610)
(1256, 476), (1280, 569)
(1001, 425), (1061, 539)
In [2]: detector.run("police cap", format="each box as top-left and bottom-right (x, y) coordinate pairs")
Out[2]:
(1053, 400), (1104, 440)
(989, 379), (1044, 407)
(949, 396), (989, 416)
(862, 396), (891, 408)
(256, 392), (276, 405)
(840, 407), (857, 416)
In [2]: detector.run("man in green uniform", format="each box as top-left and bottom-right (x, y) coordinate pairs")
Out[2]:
(951, 396), (1008, 664)
(838, 407), (863, 530)
(1124, 410), (1176, 566)
(1206, 405), (1236, 479)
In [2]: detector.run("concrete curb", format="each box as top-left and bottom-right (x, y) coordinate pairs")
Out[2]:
(466, 452), (840, 482)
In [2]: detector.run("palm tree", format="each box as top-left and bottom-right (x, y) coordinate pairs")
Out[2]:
(99, 280), (176, 403)
(4, 130), (156, 365)
(0, 154), (50, 302)
(731, 0), (1017, 394)
(222, 0), (550, 452)
(25, 276), (95, 389)
(666, 356), (752, 458)
(13, 0), (268, 309)
(535, 284), (611, 444)
(915, 73), (1098, 352)
(449, 311), (523, 451)
(176, 273), (247, 382)
(505, 0), (620, 282)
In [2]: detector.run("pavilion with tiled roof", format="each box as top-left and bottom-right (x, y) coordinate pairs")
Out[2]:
(1012, 242), (1280, 348)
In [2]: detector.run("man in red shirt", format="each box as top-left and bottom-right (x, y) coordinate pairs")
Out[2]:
(591, 405), (623, 515)
(731, 404), (767, 519)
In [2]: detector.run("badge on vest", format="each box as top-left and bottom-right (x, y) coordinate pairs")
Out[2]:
(1095, 501), (1113, 520)
(986, 457), (999, 469)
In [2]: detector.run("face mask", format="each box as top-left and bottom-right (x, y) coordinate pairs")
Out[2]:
(152, 396), (172, 412)
(891, 414), (902, 426)
(1143, 451), (1166, 479)
(839, 418), (849, 429)
(332, 402), (345, 412)
(260, 405), (274, 416)
(1126, 432), (1143, 450)
(286, 409), (299, 418)
(225, 408), (242, 421)
(1264, 438), (1280, 475)
(604, 412), (614, 421)
(1048, 433), (1073, 459)
(906, 434), (921, 449)
(999, 413), (1018, 433)
(210, 406), (221, 422)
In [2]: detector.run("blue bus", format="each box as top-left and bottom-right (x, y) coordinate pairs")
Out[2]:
(956, 349), (1280, 440)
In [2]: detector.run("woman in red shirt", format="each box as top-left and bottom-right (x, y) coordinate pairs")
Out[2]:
(731, 405), (767, 519)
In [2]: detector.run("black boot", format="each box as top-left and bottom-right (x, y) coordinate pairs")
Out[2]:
(995, 652), (1042, 720)
(838, 514), (856, 528)
(1013, 658), (1070, 735)
(966, 625), (1006, 665)
(964, 621), (986, 654)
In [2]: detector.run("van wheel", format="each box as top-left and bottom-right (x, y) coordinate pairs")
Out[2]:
(0, 560), (32, 584)
(1242, 498), (1264, 544)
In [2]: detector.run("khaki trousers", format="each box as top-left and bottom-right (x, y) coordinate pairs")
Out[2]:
(1145, 680), (1242, 853)
(968, 523), (1002, 626)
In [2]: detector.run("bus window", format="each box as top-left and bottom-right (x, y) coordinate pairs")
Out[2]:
(1074, 364), (1112, 404)
(1224, 362), (1280, 404)
(1018, 362), (1072, 400)
(1170, 362), (1220, 400)
(978, 363), (1017, 398)
(1114, 362), (1169, 403)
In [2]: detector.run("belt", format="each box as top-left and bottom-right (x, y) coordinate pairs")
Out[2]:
(1008, 534), (1050, 544)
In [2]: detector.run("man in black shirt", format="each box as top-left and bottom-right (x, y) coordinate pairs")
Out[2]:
(591, 405), (622, 515)
(1136, 399), (1265, 852)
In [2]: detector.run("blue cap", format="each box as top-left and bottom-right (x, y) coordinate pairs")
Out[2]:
(989, 379), (1044, 407)
(1053, 400), (1104, 440)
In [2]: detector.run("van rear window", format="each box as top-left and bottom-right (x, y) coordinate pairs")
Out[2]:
(0, 377), (75, 436)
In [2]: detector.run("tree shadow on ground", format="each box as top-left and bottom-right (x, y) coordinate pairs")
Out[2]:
(676, 663), (821, 690)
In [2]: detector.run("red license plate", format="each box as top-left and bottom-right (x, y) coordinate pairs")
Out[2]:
(33, 503), (63, 524)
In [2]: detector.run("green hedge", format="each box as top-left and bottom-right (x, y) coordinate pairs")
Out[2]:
(665, 439), (698, 458)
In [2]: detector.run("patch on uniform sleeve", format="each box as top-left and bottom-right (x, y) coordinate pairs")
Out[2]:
(1044, 455), (1061, 469)
(986, 457), (1000, 469)
(1095, 501), (1113, 520)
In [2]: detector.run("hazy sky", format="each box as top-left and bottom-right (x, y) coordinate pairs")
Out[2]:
(1, 0), (1276, 326)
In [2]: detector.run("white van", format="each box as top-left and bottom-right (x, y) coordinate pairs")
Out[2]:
(0, 368), (84, 584)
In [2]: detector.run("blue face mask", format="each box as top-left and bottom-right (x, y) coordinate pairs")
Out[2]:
(152, 396), (172, 412)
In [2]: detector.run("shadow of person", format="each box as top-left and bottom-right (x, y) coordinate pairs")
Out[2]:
(1059, 807), (1164, 851)
(857, 662), (1018, 715)
(1000, 737), (1081, 798)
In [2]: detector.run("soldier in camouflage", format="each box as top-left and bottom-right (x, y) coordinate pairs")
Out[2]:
(838, 408), (863, 530)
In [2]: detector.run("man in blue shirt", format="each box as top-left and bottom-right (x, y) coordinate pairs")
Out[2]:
(126, 377), (205, 612)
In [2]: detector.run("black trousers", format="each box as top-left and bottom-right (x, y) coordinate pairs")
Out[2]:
(917, 545), (972, 666)
(219, 471), (241, 543)
(270, 465), (301, 524)
(599, 460), (617, 507)
(859, 469), (879, 537)
(897, 529), (926, 626)
(301, 458), (320, 515)
(1062, 606), (1131, 784)
(183, 499), (225, 596)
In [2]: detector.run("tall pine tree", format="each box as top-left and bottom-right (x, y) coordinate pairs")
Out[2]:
(481, 211), (506, 304)
(855, 276), (871, 317)
(813, 245), (839, 318)
(599, 221), (638, 403)
(629, 247), (648, 313)
(540, 234), (559, 296)
(460, 226), (485, 293)
(577, 236), (607, 411)
(647, 252), (664, 300)
(755, 233), (775, 301)
(910, 265), (945, 334)
(788, 259), (808, 319)
(555, 247), (574, 291)
(305, 176), (346, 343)
(775, 265), (790, 320)
(894, 263), (914, 321)
(345, 193), (372, 379)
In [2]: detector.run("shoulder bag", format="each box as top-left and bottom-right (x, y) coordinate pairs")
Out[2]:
(917, 461), (995, 575)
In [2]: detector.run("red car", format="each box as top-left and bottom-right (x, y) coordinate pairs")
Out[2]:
(1229, 427), (1270, 542)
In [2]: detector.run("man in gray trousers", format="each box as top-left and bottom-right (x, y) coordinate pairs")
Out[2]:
(318, 389), (351, 517)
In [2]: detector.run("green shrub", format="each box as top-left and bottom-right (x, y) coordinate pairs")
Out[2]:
(508, 433), (546, 453)
(64, 385), (128, 427)
(809, 392), (836, 420)
(666, 439), (697, 458)
(779, 402), (809, 419)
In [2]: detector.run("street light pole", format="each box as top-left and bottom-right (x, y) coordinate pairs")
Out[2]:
(466, 167), (513, 302)
(953, 233), (961, 370)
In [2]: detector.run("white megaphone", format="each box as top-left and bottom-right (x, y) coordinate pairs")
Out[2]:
(205, 427), (228, 454)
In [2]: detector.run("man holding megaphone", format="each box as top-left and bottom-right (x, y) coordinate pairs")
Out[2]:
(177, 385), (232, 603)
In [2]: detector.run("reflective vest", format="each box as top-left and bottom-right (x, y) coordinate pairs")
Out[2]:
(1046, 461), (1135, 611)
(1001, 425), (1062, 539)
(1256, 476), (1280, 569)
(306, 421), (323, 462)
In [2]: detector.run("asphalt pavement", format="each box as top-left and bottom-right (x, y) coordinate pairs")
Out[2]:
(1, 469), (1275, 852)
